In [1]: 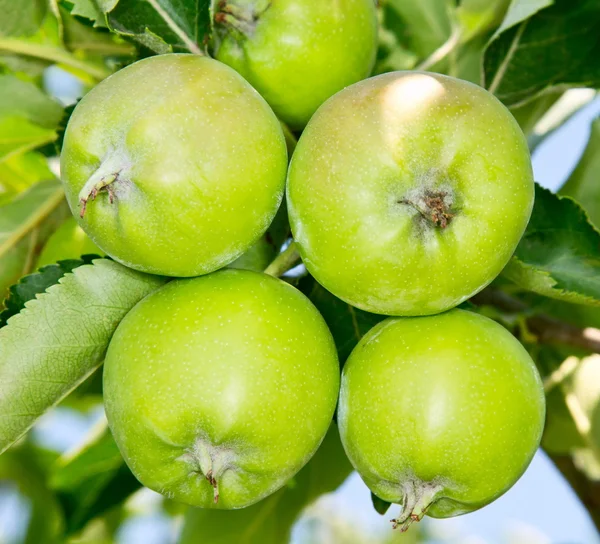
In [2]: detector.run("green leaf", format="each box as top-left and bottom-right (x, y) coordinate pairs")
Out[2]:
(383, 0), (453, 60)
(0, 179), (66, 262)
(503, 184), (600, 306)
(0, 63), (64, 149)
(103, 0), (212, 54)
(0, 259), (167, 454)
(451, 34), (486, 84)
(51, 422), (121, 491)
(375, 4), (419, 73)
(484, 0), (600, 107)
(0, 151), (54, 204)
(0, 256), (99, 327)
(51, 420), (141, 534)
(561, 116), (600, 227)
(59, 5), (136, 56)
(179, 424), (352, 544)
(63, 462), (139, 535)
(490, 0), (552, 37)
(69, 0), (109, 27)
(0, 0), (48, 37)
(0, 116), (58, 161)
(36, 216), (104, 268)
(0, 74), (63, 130)
(371, 492), (392, 515)
(0, 238), (41, 304)
(0, 179), (70, 301)
(456, 0), (511, 41)
(297, 276), (384, 364)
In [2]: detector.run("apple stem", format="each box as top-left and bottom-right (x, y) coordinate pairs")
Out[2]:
(180, 437), (237, 505)
(218, 1), (254, 22)
(214, 12), (254, 35)
(264, 242), (300, 277)
(78, 153), (128, 218)
(205, 469), (220, 503)
(214, 0), (271, 37)
(390, 480), (443, 532)
(399, 190), (455, 229)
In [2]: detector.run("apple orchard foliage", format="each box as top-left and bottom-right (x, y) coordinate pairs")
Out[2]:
(1, 0), (600, 542)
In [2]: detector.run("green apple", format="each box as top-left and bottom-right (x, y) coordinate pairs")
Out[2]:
(213, 0), (378, 130)
(103, 269), (340, 509)
(60, 54), (287, 277)
(36, 217), (103, 268)
(338, 309), (545, 531)
(287, 72), (534, 316)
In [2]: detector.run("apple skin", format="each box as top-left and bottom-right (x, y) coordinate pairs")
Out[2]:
(213, 0), (378, 130)
(103, 269), (340, 509)
(60, 54), (287, 277)
(36, 217), (103, 267)
(338, 309), (545, 530)
(287, 72), (534, 316)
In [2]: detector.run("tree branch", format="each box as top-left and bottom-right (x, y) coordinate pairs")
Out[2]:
(472, 288), (600, 354)
(547, 453), (600, 533)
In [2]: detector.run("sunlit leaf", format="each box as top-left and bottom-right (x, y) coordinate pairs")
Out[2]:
(0, 255), (99, 326)
(0, 151), (54, 204)
(0, 259), (167, 453)
(0, 179), (65, 261)
(0, 116), (58, 161)
(0, 179), (70, 300)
